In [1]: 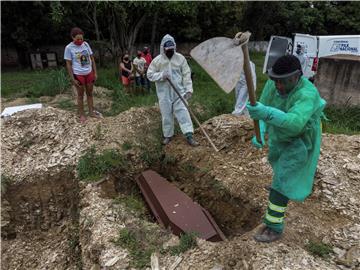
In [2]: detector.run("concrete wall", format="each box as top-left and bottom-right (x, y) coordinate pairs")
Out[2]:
(248, 41), (269, 53)
(1, 48), (19, 67)
(315, 55), (360, 106)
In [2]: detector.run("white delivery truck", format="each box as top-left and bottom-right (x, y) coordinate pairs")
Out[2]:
(263, 33), (360, 79)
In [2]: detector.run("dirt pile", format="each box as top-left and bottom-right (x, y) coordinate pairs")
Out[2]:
(162, 114), (360, 270)
(1, 107), (360, 270)
(2, 107), (93, 182)
(1, 105), (161, 269)
(1, 105), (160, 183)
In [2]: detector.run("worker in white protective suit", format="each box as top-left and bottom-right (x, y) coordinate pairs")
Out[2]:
(232, 61), (256, 116)
(294, 44), (307, 75)
(147, 34), (198, 146)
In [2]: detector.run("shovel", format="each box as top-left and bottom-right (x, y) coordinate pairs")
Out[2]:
(190, 31), (262, 144)
(166, 78), (219, 152)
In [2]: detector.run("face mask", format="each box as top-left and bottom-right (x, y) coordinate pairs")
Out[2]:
(165, 49), (174, 59)
(74, 40), (83, 46)
(143, 50), (148, 55)
(124, 57), (129, 61)
(137, 53), (142, 57)
(273, 77), (298, 95)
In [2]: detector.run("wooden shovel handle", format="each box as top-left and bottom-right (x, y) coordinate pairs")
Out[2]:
(241, 41), (262, 144)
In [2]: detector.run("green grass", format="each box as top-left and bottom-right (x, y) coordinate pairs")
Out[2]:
(27, 96), (40, 104)
(93, 124), (103, 141)
(1, 175), (12, 195)
(77, 146), (127, 182)
(57, 98), (76, 111)
(137, 123), (164, 167)
(323, 105), (360, 135)
(113, 194), (147, 218)
(121, 141), (133, 151)
(189, 58), (234, 122)
(96, 67), (157, 116)
(1, 68), (70, 98)
(161, 154), (177, 167)
(168, 232), (198, 256)
(114, 225), (168, 269)
(306, 240), (333, 259)
(181, 161), (198, 174)
(114, 226), (197, 268)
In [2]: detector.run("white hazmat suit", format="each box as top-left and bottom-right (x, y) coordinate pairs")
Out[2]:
(147, 34), (194, 138)
(232, 61), (256, 116)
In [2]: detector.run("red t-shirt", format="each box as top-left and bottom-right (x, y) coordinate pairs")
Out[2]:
(141, 53), (153, 68)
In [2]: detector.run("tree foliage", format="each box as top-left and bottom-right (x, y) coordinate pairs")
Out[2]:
(241, 1), (360, 40)
(1, 1), (359, 61)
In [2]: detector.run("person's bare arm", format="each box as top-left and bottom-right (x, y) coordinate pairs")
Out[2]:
(120, 62), (132, 73)
(133, 63), (141, 74)
(90, 55), (97, 81)
(66, 60), (80, 86)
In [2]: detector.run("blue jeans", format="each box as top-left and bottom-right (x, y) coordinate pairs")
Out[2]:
(144, 77), (151, 91)
(135, 76), (145, 87)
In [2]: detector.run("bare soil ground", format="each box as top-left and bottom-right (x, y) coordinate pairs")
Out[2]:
(1, 105), (359, 270)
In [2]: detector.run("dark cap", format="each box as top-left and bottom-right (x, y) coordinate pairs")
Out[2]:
(164, 40), (175, 50)
(267, 55), (302, 79)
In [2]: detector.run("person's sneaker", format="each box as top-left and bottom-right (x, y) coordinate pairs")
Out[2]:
(186, 136), (199, 147)
(90, 110), (103, 119)
(162, 137), (172, 145)
(253, 226), (282, 243)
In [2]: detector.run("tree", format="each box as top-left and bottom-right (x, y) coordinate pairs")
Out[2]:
(2, 1), (359, 68)
(1, 2), (55, 66)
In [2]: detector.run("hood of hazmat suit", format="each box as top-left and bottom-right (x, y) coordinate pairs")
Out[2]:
(146, 34), (194, 137)
(259, 77), (326, 201)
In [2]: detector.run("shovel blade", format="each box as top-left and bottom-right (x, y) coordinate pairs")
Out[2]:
(190, 37), (244, 93)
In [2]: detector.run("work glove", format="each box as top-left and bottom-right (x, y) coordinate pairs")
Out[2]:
(251, 120), (266, 149)
(246, 102), (287, 127)
(251, 136), (264, 149)
(162, 70), (171, 80)
(184, 92), (192, 100)
(246, 102), (269, 121)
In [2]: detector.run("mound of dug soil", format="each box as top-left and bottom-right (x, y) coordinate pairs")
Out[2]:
(1, 107), (359, 270)
(162, 114), (360, 270)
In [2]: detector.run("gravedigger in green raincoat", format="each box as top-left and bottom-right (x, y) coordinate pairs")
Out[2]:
(246, 55), (326, 243)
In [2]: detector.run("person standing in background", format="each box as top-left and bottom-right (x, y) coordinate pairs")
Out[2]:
(232, 61), (256, 116)
(133, 50), (147, 93)
(64, 27), (99, 124)
(142, 46), (153, 93)
(147, 34), (198, 146)
(119, 53), (134, 94)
